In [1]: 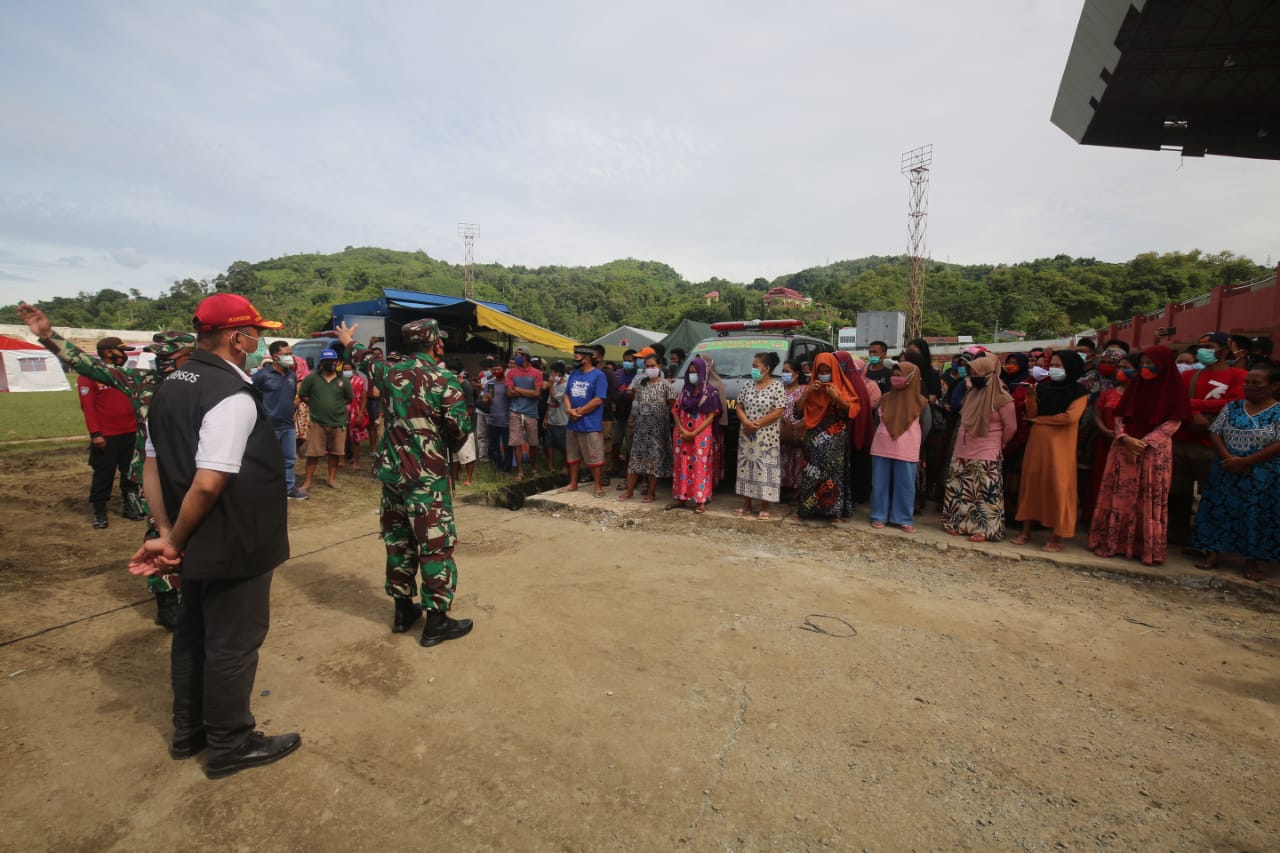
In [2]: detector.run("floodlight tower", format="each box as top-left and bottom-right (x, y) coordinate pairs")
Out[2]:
(457, 222), (480, 300)
(900, 145), (932, 345)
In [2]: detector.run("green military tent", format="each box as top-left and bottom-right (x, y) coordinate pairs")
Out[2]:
(658, 318), (715, 356)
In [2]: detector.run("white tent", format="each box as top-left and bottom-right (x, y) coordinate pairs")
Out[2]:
(0, 335), (67, 392)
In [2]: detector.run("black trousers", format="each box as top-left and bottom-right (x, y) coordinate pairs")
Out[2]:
(171, 570), (273, 757)
(88, 432), (135, 505)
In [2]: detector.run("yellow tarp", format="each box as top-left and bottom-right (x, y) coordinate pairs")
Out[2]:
(473, 302), (578, 352)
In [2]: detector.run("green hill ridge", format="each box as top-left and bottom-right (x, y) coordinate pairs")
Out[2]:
(1, 246), (1266, 342)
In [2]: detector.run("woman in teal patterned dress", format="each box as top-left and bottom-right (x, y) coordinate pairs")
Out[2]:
(1192, 366), (1280, 581)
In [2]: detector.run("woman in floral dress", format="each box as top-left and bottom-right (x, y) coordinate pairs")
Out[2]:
(668, 355), (722, 514)
(1089, 346), (1189, 566)
(941, 353), (1018, 542)
(1192, 366), (1280, 580)
(796, 352), (861, 524)
(620, 353), (674, 503)
(734, 352), (788, 520)
(778, 360), (807, 496)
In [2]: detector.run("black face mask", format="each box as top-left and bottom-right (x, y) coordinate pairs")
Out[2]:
(155, 358), (178, 376)
(573, 359), (585, 370)
(104, 351), (127, 366)
(969, 375), (988, 389)
(321, 362), (337, 374)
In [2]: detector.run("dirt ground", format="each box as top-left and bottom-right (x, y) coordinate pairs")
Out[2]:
(2, 446), (1280, 851)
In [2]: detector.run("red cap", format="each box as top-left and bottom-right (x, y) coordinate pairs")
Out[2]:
(192, 293), (283, 332)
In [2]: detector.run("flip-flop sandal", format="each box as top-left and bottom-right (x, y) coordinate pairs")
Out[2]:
(900, 525), (916, 534)
(758, 511), (771, 521)
(557, 486), (579, 494)
(870, 521), (886, 529)
(694, 504), (706, 514)
(664, 501), (684, 511)
(1041, 541), (1064, 553)
(618, 493), (634, 501)
(968, 534), (987, 543)
(593, 490), (606, 498)
(733, 508), (750, 517)
(1011, 534), (1031, 545)
(642, 495), (655, 503)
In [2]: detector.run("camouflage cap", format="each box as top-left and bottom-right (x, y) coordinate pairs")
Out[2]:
(401, 318), (448, 347)
(144, 330), (197, 357)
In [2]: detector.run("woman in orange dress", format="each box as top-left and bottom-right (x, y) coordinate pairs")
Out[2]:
(1089, 346), (1189, 565)
(1013, 351), (1089, 552)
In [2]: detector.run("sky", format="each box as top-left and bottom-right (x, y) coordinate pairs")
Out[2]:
(2, 0), (1278, 307)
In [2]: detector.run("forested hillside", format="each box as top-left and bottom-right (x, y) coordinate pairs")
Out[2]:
(1, 246), (1267, 341)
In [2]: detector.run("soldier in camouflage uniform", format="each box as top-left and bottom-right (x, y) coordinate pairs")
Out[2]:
(18, 302), (194, 630)
(337, 317), (475, 647)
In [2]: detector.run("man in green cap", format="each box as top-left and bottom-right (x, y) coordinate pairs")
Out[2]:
(337, 317), (474, 647)
(17, 302), (195, 629)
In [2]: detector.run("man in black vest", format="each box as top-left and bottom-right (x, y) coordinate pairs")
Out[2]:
(129, 293), (301, 780)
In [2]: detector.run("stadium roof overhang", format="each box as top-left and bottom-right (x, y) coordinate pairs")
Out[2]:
(1051, 0), (1280, 160)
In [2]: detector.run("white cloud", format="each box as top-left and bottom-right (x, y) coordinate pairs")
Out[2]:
(0, 0), (1276, 311)
(110, 248), (148, 269)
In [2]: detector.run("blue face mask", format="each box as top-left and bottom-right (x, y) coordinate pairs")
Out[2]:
(868, 355), (882, 365)
(957, 366), (968, 378)
(1048, 367), (1067, 382)
(1196, 347), (1218, 366)
(514, 356), (525, 367)
(623, 360), (634, 370)
(781, 373), (794, 385)
(750, 367), (763, 381)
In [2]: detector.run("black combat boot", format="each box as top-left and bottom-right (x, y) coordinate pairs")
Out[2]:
(392, 597), (422, 633)
(123, 488), (147, 521)
(154, 591), (180, 631)
(92, 502), (109, 529)
(420, 610), (473, 647)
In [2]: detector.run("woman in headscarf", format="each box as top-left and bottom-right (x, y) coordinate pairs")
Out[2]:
(1013, 350), (1089, 551)
(940, 354), (1017, 542)
(1088, 346), (1189, 565)
(870, 357), (930, 532)
(835, 350), (877, 505)
(1083, 349), (1137, 521)
(668, 355), (723, 514)
(778, 359), (808, 497)
(999, 352), (1033, 517)
(796, 352), (861, 524)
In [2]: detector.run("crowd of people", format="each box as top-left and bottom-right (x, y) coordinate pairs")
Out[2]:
(452, 330), (1278, 583)
(12, 292), (1280, 779)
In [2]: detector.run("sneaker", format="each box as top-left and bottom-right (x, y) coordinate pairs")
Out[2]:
(287, 488), (309, 501)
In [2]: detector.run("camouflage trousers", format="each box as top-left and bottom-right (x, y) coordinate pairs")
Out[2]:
(139, 499), (180, 595)
(380, 483), (457, 612)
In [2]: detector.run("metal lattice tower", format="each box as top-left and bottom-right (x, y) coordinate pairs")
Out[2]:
(900, 145), (932, 345)
(457, 223), (480, 299)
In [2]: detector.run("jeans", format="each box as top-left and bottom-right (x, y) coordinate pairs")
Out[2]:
(274, 425), (297, 492)
(871, 455), (917, 526)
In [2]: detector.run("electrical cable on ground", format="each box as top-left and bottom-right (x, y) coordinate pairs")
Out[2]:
(0, 530), (381, 649)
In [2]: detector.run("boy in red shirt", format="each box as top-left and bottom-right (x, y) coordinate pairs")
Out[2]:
(1169, 331), (1247, 545)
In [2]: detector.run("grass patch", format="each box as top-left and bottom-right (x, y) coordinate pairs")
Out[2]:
(0, 378), (87, 441)
(456, 462), (520, 498)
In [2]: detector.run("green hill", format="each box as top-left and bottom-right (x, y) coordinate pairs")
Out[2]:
(1, 246), (1266, 342)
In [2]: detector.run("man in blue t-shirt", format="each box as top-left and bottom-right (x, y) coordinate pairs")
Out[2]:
(563, 345), (609, 496)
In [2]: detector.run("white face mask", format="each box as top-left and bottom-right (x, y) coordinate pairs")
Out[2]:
(644, 367), (661, 379)
(687, 372), (699, 385)
(277, 355), (294, 368)
(1176, 362), (1196, 374)
(342, 370), (353, 379)
(1030, 366), (1050, 381)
